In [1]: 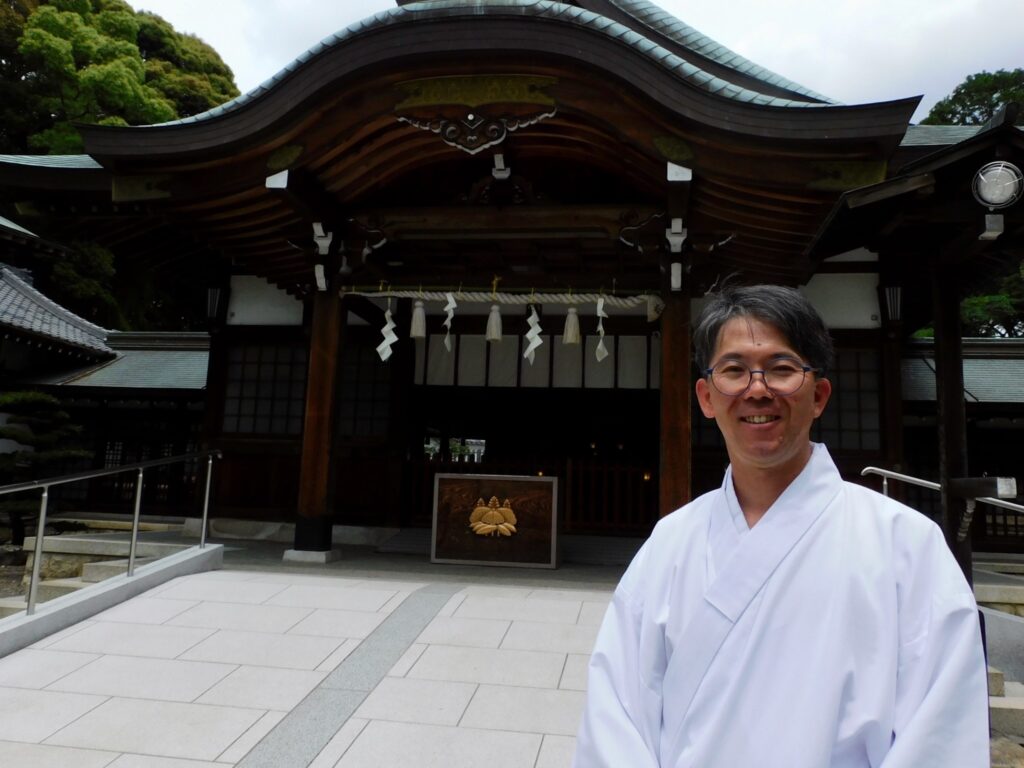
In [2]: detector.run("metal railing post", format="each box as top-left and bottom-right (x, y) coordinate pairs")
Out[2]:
(126, 468), (144, 577)
(26, 487), (50, 615)
(200, 455), (213, 549)
(882, 476), (889, 497)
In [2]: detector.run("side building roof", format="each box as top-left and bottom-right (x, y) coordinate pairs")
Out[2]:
(0, 264), (113, 357)
(903, 339), (1024, 404)
(30, 332), (209, 392)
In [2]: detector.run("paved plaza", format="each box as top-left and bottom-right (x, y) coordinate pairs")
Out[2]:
(0, 545), (619, 767)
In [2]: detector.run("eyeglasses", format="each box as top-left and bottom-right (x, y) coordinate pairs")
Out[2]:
(704, 357), (820, 397)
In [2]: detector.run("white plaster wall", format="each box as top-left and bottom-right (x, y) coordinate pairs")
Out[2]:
(688, 271), (881, 330)
(226, 275), (303, 326)
(801, 273), (881, 329)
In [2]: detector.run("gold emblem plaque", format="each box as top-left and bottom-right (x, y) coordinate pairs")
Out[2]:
(432, 474), (558, 568)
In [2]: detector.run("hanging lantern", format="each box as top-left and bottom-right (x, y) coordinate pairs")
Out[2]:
(486, 304), (503, 342)
(562, 307), (581, 344)
(410, 300), (426, 339)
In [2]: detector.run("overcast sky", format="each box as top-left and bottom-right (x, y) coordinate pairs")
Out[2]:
(135, 0), (1022, 123)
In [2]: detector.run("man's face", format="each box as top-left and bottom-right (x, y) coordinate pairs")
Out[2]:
(695, 316), (831, 477)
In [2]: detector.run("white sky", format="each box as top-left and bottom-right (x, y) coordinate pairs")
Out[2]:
(134, 0), (1023, 123)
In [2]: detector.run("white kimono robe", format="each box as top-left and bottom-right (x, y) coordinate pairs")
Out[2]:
(574, 444), (988, 768)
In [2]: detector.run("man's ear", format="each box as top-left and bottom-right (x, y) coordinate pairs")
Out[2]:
(696, 377), (716, 418)
(812, 377), (832, 418)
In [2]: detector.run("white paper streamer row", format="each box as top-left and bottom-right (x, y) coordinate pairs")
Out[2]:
(343, 289), (657, 312)
(523, 305), (544, 365)
(443, 292), (457, 352)
(375, 307), (398, 362)
(595, 297), (609, 362)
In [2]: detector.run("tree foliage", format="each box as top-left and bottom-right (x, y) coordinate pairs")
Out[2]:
(921, 69), (1024, 126)
(0, 1), (42, 153)
(11, 0), (238, 153)
(960, 265), (1024, 338)
(25, 239), (128, 328)
(0, 390), (91, 545)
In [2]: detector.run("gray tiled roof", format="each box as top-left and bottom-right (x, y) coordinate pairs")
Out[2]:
(903, 356), (1024, 403)
(152, 0), (826, 129)
(0, 266), (112, 355)
(609, 0), (836, 103)
(51, 349), (209, 390)
(0, 215), (38, 239)
(900, 125), (985, 146)
(0, 154), (102, 169)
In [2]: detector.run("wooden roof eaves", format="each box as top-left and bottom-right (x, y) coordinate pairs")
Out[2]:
(807, 107), (1024, 260)
(76, 15), (919, 162)
(0, 159), (110, 192)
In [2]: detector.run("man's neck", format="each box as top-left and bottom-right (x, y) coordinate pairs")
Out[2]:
(731, 444), (814, 528)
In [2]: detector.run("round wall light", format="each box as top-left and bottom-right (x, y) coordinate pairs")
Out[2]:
(973, 161), (1023, 209)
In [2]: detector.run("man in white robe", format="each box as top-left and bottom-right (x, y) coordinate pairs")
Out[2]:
(573, 285), (989, 767)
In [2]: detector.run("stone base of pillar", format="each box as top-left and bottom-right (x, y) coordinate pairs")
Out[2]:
(282, 548), (341, 564)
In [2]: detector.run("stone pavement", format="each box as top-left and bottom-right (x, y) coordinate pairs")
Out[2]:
(0, 550), (617, 767)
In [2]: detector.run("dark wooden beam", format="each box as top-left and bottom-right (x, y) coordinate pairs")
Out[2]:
(931, 262), (972, 584)
(659, 289), (692, 515)
(353, 205), (661, 241)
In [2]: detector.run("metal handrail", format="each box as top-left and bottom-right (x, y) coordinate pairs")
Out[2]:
(0, 449), (222, 615)
(861, 466), (1024, 516)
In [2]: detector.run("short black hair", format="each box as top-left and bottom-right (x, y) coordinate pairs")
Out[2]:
(693, 284), (834, 375)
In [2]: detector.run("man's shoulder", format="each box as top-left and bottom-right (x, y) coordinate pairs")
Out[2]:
(840, 480), (939, 532)
(839, 481), (961, 571)
(653, 488), (721, 536)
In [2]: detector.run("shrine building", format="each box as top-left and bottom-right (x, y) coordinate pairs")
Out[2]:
(1, 0), (1022, 562)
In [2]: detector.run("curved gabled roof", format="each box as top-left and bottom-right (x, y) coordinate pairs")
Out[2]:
(146, 0), (831, 131)
(596, 0), (836, 104)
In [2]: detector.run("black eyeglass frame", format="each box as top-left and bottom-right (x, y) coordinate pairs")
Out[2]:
(702, 358), (823, 397)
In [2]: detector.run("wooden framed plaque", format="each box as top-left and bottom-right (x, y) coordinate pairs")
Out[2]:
(431, 473), (559, 568)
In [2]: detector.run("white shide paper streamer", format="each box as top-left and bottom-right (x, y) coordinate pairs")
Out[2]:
(523, 305), (544, 364)
(595, 297), (609, 362)
(376, 307), (398, 361)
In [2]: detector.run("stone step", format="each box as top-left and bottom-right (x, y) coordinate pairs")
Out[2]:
(80, 557), (155, 583)
(992, 736), (1024, 768)
(993, 666), (1007, 697)
(976, 584), (1024, 616)
(992, 697), (1024, 739)
(981, 563), (1024, 576)
(24, 534), (190, 559)
(57, 517), (182, 533)
(32, 578), (91, 603)
(0, 597), (27, 619)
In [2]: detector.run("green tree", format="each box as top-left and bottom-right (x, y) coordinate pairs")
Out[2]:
(25, 239), (128, 328)
(15, 0), (239, 154)
(0, 390), (91, 545)
(0, 1), (42, 153)
(921, 69), (1024, 125)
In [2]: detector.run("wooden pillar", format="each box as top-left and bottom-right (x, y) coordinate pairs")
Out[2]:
(931, 265), (972, 584)
(295, 288), (343, 551)
(659, 291), (692, 516)
(877, 262), (906, 483)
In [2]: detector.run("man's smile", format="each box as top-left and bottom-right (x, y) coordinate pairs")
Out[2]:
(740, 414), (780, 424)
